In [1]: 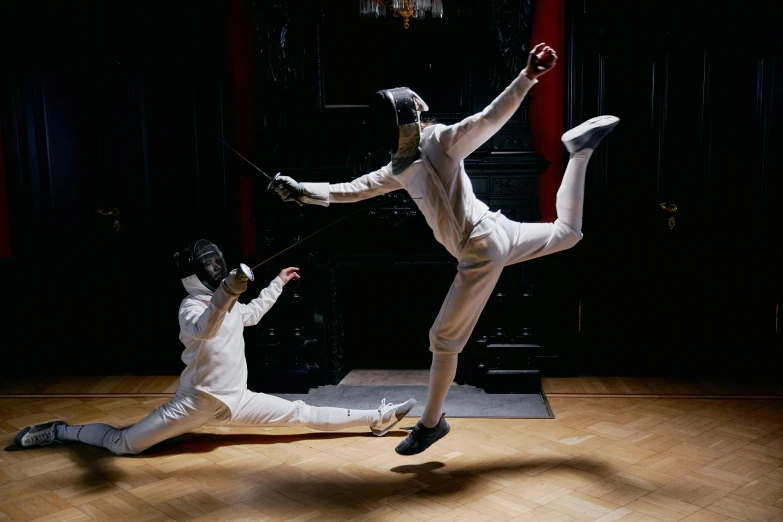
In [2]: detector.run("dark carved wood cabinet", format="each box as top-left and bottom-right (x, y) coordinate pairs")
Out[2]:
(242, 0), (560, 393)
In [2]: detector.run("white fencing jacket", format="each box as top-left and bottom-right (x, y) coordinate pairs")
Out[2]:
(177, 276), (284, 413)
(303, 72), (537, 258)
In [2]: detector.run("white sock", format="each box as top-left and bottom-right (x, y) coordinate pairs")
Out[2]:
(556, 148), (593, 232)
(298, 404), (380, 431)
(421, 353), (458, 428)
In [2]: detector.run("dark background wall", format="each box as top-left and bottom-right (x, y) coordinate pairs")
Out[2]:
(0, 0), (780, 383)
(564, 0), (782, 376)
(1, 1), (243, 375)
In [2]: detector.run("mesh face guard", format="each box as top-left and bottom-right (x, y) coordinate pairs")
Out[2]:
(174, 239), (228, 292)
(368, 87), (429, 174)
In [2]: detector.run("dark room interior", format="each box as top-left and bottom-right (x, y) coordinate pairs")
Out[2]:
(1, 1), (781, 520)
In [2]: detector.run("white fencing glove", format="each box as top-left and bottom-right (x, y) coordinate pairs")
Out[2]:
(219, 265), (254, 313)
(222, 268), (250, 296)
(273, 176), (302, 203)
(273, 176), (329, 207)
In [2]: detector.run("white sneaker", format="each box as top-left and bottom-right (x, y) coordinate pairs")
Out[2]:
(561, 115), (620, 154)
(15, 421), (67, 448)
(371, 398), (417, 436)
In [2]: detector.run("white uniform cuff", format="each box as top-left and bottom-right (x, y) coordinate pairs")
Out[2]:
(300, 183), (331, 207)
(270, 276), (285, 291)
(211, 284), (239, 311)
(515, 72), (538, 92)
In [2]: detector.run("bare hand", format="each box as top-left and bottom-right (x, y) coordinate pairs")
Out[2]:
(524, 43), (557, 80)
(278, 267), (300, 284)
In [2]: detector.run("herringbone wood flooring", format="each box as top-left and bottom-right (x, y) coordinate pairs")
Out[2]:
(2, 376), (782, 398)
(2, 388), (782, 521)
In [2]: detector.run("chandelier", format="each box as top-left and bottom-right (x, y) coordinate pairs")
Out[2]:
(359, 0), (444, 30)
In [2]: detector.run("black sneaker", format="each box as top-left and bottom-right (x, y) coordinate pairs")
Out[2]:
(395, 413), (450, 456)
(15, 421), (67, 448)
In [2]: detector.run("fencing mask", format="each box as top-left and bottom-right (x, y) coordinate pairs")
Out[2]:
(174, 239), (228, 293)
(368, 87), (429, 174)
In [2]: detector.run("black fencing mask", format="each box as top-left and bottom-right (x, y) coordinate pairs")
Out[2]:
(174, 239), (228, 293)
(368, 87), (429, 174)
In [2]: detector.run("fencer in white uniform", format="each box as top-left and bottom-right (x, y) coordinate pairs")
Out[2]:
(274, 43), (619, 455)
(14, 240), (416, 454)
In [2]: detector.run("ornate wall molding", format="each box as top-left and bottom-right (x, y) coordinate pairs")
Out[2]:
(250, 0), (304, 96)
(489, 0), (535, 89)
(244, 0), (566, 389)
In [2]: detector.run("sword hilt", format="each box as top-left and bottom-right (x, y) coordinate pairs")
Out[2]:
(266, 172), (281, 191)
(238, 263), (255, 282)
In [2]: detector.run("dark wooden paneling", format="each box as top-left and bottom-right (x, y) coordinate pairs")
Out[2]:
(245, 0), (559, 389)
(1, 1), (238, 375)
(565, 0), (782, 375)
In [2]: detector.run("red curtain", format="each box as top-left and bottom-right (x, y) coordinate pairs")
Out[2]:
(229, 0), (258, 257)
(529, 0), (566, 223)
(225, 0), (566, 242)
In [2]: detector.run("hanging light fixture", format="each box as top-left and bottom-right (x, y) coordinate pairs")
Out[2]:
(359, 0), (444, 29)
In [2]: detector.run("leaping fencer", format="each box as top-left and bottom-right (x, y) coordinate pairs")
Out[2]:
(273, 42), (619, 455)
(14, 239), (416, 454)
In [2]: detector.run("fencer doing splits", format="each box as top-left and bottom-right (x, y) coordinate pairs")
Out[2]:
(274, 42), (619, 455)
(14, 240), (416, 454)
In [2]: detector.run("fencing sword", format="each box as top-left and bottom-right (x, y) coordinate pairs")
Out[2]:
(248, 200), (391, 270)
(198, 125), (397, 273)
(198, 125), (301, 206)
(229, 199), (389, 282)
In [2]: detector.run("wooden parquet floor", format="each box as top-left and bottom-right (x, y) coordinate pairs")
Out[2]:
(2, 392), (783, 521)
(2, 376), (782, 398)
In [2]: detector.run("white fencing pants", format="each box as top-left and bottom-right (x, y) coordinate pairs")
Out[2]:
(211, 389), (378, 429)
(56, 388), (379, 455)
(420, 150), (591, 426)
(428, 149), (590, 355)
(428, 213), (581, 354)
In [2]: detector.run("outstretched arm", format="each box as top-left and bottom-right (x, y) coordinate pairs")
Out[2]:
(307, 163), (399, 204)
(274, 164), (400, 206)
(238, 267), (300, 326)
(237, 277), (284, 327)
(439, 43), (557, 161)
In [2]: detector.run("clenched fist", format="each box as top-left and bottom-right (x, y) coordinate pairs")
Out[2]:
(524, 43), (557, 80)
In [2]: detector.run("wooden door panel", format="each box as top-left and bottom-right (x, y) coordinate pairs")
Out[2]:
(569, 1), (779, 372)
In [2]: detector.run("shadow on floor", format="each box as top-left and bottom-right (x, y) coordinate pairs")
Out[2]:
(6, 433), (615, 512)
(142, 430), (408, 456)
